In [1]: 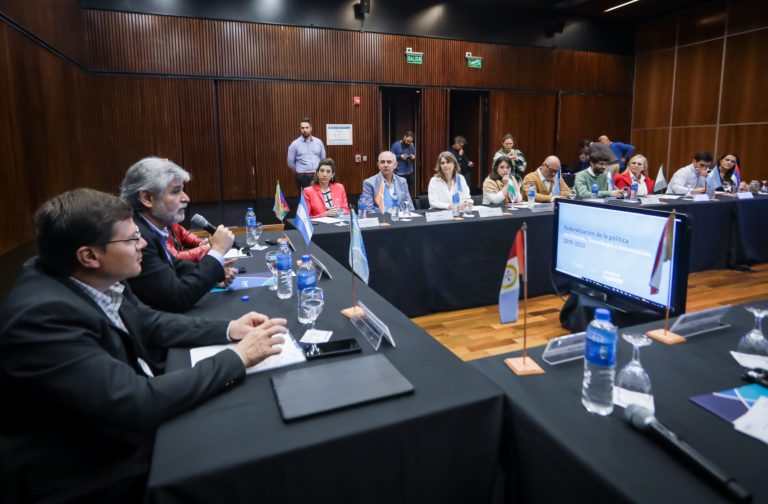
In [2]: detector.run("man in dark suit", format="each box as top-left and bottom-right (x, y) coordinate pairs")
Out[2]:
(0, 189), (287, 503)
(120, 157), (237, 312)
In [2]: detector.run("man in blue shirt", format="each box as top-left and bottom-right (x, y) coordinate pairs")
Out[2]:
(390, 131), (416, 192)
(598, 135), (635, 173)
(287, 117), (326, 193)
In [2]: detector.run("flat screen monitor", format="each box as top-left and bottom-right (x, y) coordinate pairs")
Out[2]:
(552, 200), (691, 315)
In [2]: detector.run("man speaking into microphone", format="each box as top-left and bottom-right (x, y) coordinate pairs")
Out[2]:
(120, 157), (238, 312)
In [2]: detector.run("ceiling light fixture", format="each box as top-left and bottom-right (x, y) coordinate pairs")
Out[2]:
(604, 0), (639, 13)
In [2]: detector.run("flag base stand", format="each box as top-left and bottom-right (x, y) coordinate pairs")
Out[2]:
(504, 356), (545, 376)
(341, 306), (365, 318)
(645, 328), (685, 345)
(379, 222), (391, 227)
(452, 217), (464, 221)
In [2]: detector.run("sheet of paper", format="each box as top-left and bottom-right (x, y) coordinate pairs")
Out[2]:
(658, 195), (681, 200)
(299, 329), (333, 344)
(358, 217), (381, 228)
(734, 396), (768, 445)
(614, 387), (655, 412)
(249, 244), (269, 251)
(731, 351), (768, 370)
(737, 192), (754, 200)
(224, 248), (249, 258)
(640, 197), (662, 205)
(692, 194), (709, 202)
(425, 210), (455, 222)
(311, 217), (341, 224)
(190, 333), (305, 374)
(475, 206), (504, 217)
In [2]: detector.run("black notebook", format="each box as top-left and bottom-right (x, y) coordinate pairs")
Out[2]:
(271, 353), (414, 421)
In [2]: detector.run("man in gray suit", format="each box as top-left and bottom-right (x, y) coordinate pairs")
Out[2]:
(360, 151), (415, 213)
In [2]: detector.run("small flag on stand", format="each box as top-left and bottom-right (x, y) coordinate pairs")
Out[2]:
(273, 182), (289, 222)
(732, 163), (742, 186)
(499, 228), (526, 324)
(349, 209), (369, 285)
(649, 210), (675, 295)
(295, 191), (314, 247)
(552, 170), (561, 196)
(654, 165), (667, 193)
(375, 180), (394, 213)
(706, 167), (723, 192)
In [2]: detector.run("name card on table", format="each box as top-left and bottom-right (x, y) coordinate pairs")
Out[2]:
(737, 192), (754, 200)
(692, 194), (710, 202)
(639, 197), (662, 205)
(425, 210), (456, 222)
(358, 217), (381, 228)
(475, 206), (504, 218)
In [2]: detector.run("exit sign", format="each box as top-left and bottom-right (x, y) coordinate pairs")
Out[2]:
(466, 56), (483, 69)
(406, 52), (423, 65)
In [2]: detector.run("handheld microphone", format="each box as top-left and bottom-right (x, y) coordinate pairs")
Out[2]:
(190, 213), (244, 251)
(625, 405), (751, 503)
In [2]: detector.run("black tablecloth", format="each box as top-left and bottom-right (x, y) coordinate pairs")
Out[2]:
(296, 196), (768, 317)
(472, 301), (768, 503)
(147, 231), (506, 504)
(297, 209), (567, 317)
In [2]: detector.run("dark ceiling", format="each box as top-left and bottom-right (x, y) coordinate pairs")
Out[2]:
(471, 0), (709, 20)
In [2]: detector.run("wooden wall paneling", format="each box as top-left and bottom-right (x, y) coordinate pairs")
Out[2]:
(727, 0), (768, 34)
(557, 94), (632, 165)
(632, 49), (675, 129)
(219, 81), (379, 200)
(555, 51), (634, 94)
(636, 14), (678, 53)
(671, 40), (723, 126)
(488, 91), (556, 177)
(668, 126), (716, 170)
(496, 45), (556, 91)
(418, 88), (450, 194)
(720, 29), (768, 124)
(677, 0), (727, 46)
(630, 128), (671, 173)
(0, 0), (85, 64)
(89, 76), (218, 199)
(716, 124), (768, 182)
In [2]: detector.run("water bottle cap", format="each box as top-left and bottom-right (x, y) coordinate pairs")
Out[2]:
(241, 295), (250, 302)
(247, 207), (253, 212)
(301, 254), (311, 262)
(594, 308), (611, 321)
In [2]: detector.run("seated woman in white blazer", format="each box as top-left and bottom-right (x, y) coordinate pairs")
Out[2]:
(427, 151), (471, 210)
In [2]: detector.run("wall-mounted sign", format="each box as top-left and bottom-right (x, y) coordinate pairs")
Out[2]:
(465, 51), (483, 69)
(405, 47), (424, 65)
(326, 124), (353, 146)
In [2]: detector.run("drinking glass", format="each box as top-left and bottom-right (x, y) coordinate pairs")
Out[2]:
(616, 332), (653, 396)
(252, 222), (263, 247)
(761, 180), (767, 193)
(335, 207), (349, 226)
(737, 306), (768, 356)
(265, 251), (278, 291)
(461, 199), (474, 217)
(749, 180), (760, 194)
(721, 181), (731, 194)
(300, 287), (325, 330)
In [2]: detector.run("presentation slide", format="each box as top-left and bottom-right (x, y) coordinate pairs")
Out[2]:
(555, 204), (676, 308)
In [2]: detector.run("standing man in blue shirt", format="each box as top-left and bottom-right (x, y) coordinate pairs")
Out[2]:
(391, 131), (416, 193)
(287, 117), (326, 193)
(598, 135), (635, 173)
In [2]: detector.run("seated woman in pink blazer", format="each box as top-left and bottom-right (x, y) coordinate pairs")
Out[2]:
(303, 158), (350, 217)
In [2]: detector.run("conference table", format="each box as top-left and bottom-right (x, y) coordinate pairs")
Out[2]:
(294, 195), (768, 317)
(471, 300), (768, 503)
(146, 231), (506, 504)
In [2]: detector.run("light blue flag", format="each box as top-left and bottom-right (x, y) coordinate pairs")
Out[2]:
(606, 170), (616, 191)
(383, 182), (394, 211)
(552, 170), (561, 196)
(707, 167), (723, 191)
(295, 191), (314, 247)
(348, 209), (370, 284)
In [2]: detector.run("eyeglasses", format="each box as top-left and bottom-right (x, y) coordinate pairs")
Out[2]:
(104, 230), (142, 246)
(543, 162), (559, 175)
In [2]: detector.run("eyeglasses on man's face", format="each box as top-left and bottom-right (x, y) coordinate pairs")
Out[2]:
(104, 230), (142, 246)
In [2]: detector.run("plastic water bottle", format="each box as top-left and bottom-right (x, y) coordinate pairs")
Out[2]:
(630, 182), (638, 201)
(527, 184), (535, 209)
(390, 195), (400, 222)
(245, 207), (257, 249)
(452, 191), (460, 217)
(591, 182), (599, 199)
(358, 200), (367, 219)
(297, 254), (316, 323)
(581, 308), (617, 416)
(276, 238), (293, 300)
